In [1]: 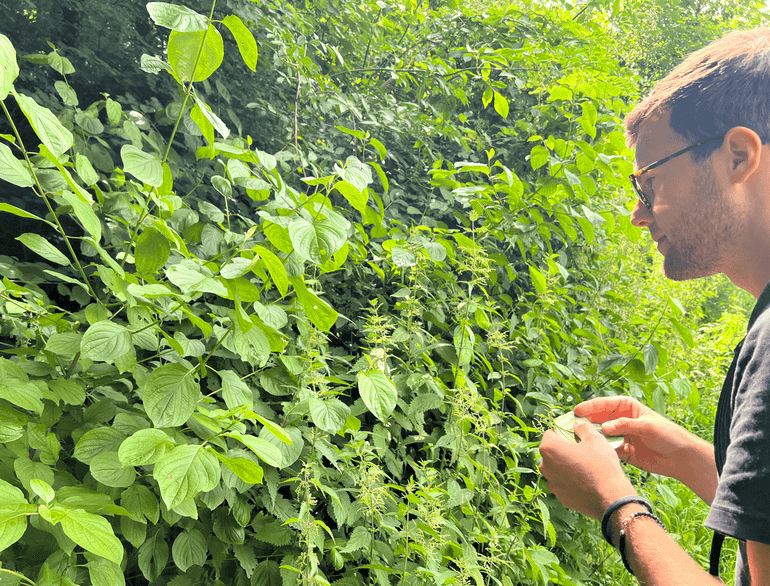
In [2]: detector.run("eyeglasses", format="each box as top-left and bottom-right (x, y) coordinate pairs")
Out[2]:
(629, 136), (724, 209)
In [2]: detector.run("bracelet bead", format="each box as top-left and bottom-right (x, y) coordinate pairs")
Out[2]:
(600, 496), (653, 546)
(618, 511), (666, 576)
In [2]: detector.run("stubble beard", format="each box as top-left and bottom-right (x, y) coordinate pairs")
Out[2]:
(662, 160), (740, 281)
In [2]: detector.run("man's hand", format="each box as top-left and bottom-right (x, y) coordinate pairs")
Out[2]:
(539, 419), (637, 519)
(575, 396), (718, 504)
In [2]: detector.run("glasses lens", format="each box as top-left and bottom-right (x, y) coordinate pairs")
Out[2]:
(630, 175), (650, 208)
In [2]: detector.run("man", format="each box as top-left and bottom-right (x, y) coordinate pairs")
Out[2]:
(539, 28), (770, 585)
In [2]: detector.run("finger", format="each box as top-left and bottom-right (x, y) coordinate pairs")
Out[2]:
(573, 418), (603, 441)
(575, 396), (639, 422)
(601, 416), (649, 437)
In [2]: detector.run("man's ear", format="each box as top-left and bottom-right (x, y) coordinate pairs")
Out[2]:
(724, 126), (763, 184)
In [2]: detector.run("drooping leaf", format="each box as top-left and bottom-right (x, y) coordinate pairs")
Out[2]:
(80, 321), (132, 362)
(135, 226), (171, 275)
(14, 92), (73, 157)
(221, 15), (258, 71)
(0, 143), (34, 187)
(146, 2), (208, 31)
(288, 276), (338, 332)
(118, 429), (175, 466)
(0, 34), (19, 100)
(357, 370), (397, 422)
(121, 145), (163, 187)
(168, 26), (224, 83)
(172, 529), (208, 571)
(16, 233), (69, 265)
(55, 507), (124, 565)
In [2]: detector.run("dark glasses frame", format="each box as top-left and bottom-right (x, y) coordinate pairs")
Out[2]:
(629, 136), (725, 209)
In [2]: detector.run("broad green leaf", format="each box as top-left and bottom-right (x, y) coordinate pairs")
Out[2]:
(334, 180), (368, 213)
(121, 145), (163, 187)
(90, 451), (136, 488)
(119, 429), (175, 466)
(552, 411), (624, 449)
(135, 226), (170, 275)
(153, 444), (220, 509)
(48, 379), (86, 406)
(644, 343), (659, 374)
(0, 480), (32, 552)
(288, 217), (347, 264)
(166, 262), (228, 296)
(47, 51), (75, 75)
(220, 370), (253, 409)
(253, 245), (288, 297)
(147, 2), (208, 31)
(0, 143), (34, 187)
(60, 190), (102, 242)
(54, 80), (78, 106)
(74, 427), (127, 464)
(213, 451), (264, 484)
(121, 484), (160, 524)
(14, 92), (73, 157)
(0, 34), (19, 100)
(30, 478), (55, 503)
(81, 321), (132, 362)
(172, 529), (208, 571)
(529, 145), (550, 170)
(44, 332), (82, 356)
(138, 530), (169, 582)
(493, 90), (509, 119)
(222, 15), (258, 71)
(142, 363), (201, 428)
(168, 26), (224, 83)
(53, 507), (124, 565)
(194, 98), (229, 139)
(357, 370), (397, 422)
(308, 397), (350, 434)
(289, 276), (338, 332)
(86, 554), (126, 586)
(259, 425), (302, 467)
(227, 433), (283, 468)
(16, 233), (69, 265)
(0, 381), (44, 414)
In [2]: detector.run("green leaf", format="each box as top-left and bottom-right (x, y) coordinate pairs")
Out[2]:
(121, 145), (163, 187)
(172, 529), (208, 571)
(166, 262), (228, 296)
(0, 34), (19, 100)
(14, 92), (73, 157)
(289, 276), (338, 332)
(529, 145), (550, 171)
(119, 429), (175, 466)
(135, 226), (171, 275)
(121, 484), (160, 524)
(75, 153), (99, 185)
(0, 480), (32, 552)
(222, 15), (258, 71)
(54, 80), (78, 106)
(193, 98), (229, 140)
(213, 452), (264, 484)
(86, 554), (126, 586)
(644, 343), (659, 374)
(0, 143), (34, 187)
(30, 478), (55, 503)
(90, 451), (136, 488)
(357, 370), (397, 422)
(308, 397), (350, 434)
(0, 381), (44, 414)
(153, 444), (220, 509)
(259, 426), (303, 467)
(493, 90), (509, 119)
(529, 265), (547, 294)
(227, 433), (283, 468)
(16, 233), (69, 265)
(48, 379), (86, 406)
(146, 2), (208, 31)
(168, 26), (224, 83)
(254, 245), (288, 297)
(81, 321), (132, 362)
(334, 180), (368, 214)
(138, 530), (168, 582)
(142, 363), (201, 428)
(56, 507), (124, 565)
(288, 217), (347, 264)
(220, 370), (253, 409)
(0, 202), (45, 221)
(60, 190), (102, 242)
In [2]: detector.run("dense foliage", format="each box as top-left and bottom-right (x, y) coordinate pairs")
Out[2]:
(0, 0), (763, 585)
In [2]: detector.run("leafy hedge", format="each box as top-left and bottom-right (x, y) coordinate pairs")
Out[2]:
(0, 1), (751, 585)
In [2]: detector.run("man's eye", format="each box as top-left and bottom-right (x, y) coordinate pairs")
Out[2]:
(644, 177), (655, 195)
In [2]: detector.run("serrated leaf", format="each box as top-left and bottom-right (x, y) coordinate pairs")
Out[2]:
(14, 93), (73, 157)
(358, 370), (397, 422)
(153, 444), (220, 509)
(121, 145), (163, 187)
(0, 143), (34, 187)
(168, 26), (224, 83)
(222, 15), (258, 71)
(142, 363), (201, 428)
(172, 529), (208, 571)
(16, 233), (69, 265)
(81, 321), (132, 362)
(119, 428), (175, 466)
(135, 226), (170, 275)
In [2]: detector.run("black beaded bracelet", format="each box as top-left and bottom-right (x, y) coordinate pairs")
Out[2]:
(618, 511), (666, 575)
(600, 496), (653, 546)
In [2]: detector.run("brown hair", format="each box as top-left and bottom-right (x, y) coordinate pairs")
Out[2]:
(625, 28), (770, 161)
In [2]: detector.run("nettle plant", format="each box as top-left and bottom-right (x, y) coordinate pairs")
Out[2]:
(0, 1), (694, 585)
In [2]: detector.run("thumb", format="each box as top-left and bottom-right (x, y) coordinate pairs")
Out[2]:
(573, 418), (602, 441)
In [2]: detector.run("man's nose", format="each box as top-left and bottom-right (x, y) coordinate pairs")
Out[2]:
(630, 199), (652, 228)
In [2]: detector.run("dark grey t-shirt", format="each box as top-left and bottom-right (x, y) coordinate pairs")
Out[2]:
(705, 283), (770, 585)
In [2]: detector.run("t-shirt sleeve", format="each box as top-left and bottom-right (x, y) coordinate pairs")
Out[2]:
(705, 311), (770, 545)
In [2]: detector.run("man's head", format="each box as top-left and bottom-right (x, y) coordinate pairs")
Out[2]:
(625, 28), (770, 161)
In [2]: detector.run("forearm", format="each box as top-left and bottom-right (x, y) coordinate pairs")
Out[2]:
(609, 504), (724, 586)
(671, 434), (718, 505)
